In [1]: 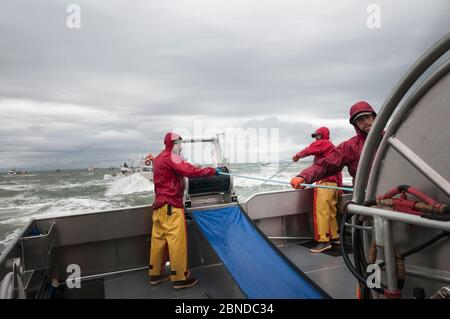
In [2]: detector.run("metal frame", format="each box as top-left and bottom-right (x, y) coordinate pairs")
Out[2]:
(348, 32), (450, 296)
(182, 134), (237, 208)
(354, 32), (450, 204)
(366, 60), (450, 199)
(21, 222), (56, 272)
(181, 135), (225, 167)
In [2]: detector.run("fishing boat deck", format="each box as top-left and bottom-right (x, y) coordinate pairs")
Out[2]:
(279, 244), (356, 299)
(53, 244), (356, 299)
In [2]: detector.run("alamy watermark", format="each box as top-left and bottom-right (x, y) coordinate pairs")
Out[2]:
(66, 264), (81, 288)
(366, 263), (381, 289)
(171, 120), (280, 166)
(66, 4), (81, 29)
(366, 4), (381, 29)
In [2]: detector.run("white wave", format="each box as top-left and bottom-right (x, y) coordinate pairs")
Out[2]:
(0, 229), (21, 249)
(0, 194), (41, 206)
(0, 184), (33, 191)
(103, 174), (115, 181)
(43, 179), (109, 191)
(105, 173), (153, 196)
(0, 202), (54, 224)
(43, 198), (117, 215)
(0, 201), (50, 213)
(0, 198), (118, 225)
(102, 173), (128, 182)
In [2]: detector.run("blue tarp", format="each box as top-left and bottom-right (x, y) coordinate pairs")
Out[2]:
(190, 205), (329, 299)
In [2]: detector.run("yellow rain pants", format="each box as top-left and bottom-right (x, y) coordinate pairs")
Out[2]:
(149, 204), (189, 282)
(313, 181), (339, 242)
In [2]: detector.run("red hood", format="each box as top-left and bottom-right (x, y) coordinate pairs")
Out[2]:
(349, 101), (377, 135)
(164, 132), (181, 151)
(314, 127), (330, 140)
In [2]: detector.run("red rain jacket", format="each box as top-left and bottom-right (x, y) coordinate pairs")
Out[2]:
(152, 133), (216, 209)
(298, 102), (377, 185)
(294, 127), (342, 186)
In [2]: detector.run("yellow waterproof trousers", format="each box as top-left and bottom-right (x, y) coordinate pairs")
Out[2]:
(313, 181), (339, 242)
(149, 204), (189, 282)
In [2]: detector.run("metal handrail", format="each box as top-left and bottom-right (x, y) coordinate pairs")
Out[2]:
(346, 204), (450, 232)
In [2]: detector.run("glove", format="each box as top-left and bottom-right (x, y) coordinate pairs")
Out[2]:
(215, 168), (223, 176)
(290, 176), (306, 189)
(292, 155), (300, 162)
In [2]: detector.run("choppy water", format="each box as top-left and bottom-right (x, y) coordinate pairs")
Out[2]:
(0, 163), (351, 254)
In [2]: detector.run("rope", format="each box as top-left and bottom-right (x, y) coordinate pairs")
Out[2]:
(238, 160), (294, 199)
(259, 161), (294, 187)
(218, 172), (354, 192)
(231, 158), (298, 171)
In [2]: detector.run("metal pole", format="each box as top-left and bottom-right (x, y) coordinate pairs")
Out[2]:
(181, 137), (217, 143)
(406, 265), (450, 285)
(382, 219), (398, 292)
(388, 137), (450, 197)
(344, 223), (373, 231)
(58, 266), (149, 286)
(347, 204), (450, 232)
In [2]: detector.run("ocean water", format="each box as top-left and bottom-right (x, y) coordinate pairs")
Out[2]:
(0, 163), (351, 254)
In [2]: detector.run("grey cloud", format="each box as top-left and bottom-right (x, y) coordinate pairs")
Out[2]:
(0, 0), (449, 169)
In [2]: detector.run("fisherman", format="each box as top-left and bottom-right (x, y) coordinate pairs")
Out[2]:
(290, 100), (377, 187)
(292, 127), (343, 253)
(149, 132), (219, 289)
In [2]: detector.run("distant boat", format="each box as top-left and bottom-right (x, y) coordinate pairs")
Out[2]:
(5, 166), (35, 177)
(88, 165), (95, 173)
(119, 161), (134, 175)
(139, 154), (154, 181)
(7, 167), (16, 176)
(119, 156), (153, 181)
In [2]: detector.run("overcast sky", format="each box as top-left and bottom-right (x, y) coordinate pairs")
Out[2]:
(1, 0), (449, 170)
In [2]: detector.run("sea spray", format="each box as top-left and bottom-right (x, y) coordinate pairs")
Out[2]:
(105, 173), (154, 196)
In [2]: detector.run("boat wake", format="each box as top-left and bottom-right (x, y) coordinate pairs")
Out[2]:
(105, 173), (153, 196)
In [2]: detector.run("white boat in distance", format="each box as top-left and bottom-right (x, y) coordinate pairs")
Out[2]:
(120, 155), (153, 181)
(4, 166), (35, 177)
